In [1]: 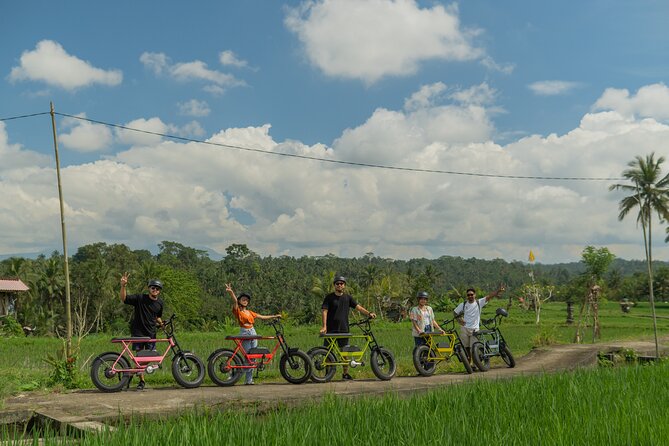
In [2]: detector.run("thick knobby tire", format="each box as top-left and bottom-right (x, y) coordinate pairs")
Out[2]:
(207, 349), (243, 386)
(172, 352), (205, 388)
(500, 344), (516, 368)
(412, 345), (437, 376)
(90, 352), (130, 392)
(279, 350), (313, 384)
(472, 342), (490, 372)
(370, 348), (396, 380)
(455, 345), (474, 374)
(308, 347), (336, 383)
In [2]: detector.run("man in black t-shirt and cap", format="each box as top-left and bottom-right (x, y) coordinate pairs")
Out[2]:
(120, 272), (164, 390)
(320, 275), (376, 381)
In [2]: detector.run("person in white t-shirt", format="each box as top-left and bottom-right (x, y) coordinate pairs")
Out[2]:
(453, 285), (505, 368)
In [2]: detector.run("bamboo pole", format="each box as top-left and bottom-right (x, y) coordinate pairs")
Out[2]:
(49, 102), (72, 358)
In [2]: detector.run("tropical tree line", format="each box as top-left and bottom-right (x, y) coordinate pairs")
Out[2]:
(1, 240), (668, 337)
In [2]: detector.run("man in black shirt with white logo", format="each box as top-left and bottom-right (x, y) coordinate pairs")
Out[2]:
(120, 272), (164, 390)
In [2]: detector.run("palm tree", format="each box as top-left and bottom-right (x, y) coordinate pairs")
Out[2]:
(360, 264), (379, 309)
(609, 153), (669, 357)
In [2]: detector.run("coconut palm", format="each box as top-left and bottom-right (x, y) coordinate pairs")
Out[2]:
(609, 153), (669, 357)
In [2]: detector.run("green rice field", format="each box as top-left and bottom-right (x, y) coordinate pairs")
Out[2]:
(3, 362), (668, 445)
(2, 300), (669, 402)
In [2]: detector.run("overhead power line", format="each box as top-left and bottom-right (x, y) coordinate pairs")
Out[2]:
(4, 110), (624, 181)
(0, 111), (51, 122)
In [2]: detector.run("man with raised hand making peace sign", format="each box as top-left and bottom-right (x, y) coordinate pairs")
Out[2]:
(120, 272), (164, 390)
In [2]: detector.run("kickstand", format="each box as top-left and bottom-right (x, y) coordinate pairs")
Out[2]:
(126, 374), (134, 390)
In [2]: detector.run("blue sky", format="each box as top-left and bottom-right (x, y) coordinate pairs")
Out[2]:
(2, 0), (669, 263)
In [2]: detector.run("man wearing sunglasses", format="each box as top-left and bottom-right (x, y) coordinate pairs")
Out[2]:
(120, 272), (164, 390)
(453, 284), (505, 370)
(320, 275), (376, 381)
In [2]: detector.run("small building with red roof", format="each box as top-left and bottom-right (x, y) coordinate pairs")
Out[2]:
(0, 278), (29, 316)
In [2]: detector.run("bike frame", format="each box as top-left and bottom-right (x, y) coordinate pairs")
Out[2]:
(223, 320), (297, 371)
(107, 315), (181, 375)
(420, 319), (466, 362)
(321, 333), (372, 366)
(475, 314), (507, 359)
(319, 318), (381, 366)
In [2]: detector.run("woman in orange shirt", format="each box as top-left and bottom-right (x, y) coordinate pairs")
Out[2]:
(225, 283), (281, 385)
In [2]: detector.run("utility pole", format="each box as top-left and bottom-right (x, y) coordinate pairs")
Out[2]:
(49, 102), (73, 358)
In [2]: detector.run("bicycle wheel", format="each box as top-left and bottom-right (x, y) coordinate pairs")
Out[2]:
(172, 352), (205, 388)
(307, 347), (336, 383)
(90, 352), (130, 392)
(412, 345), (437, 376)
(455, 345), (473, 374)
(500, 344), (516, 368)
(472, 342), (490, 372)
(370, 348), (396, 380)
(207, 348), (243, 386)
(279, 349), (312, 384)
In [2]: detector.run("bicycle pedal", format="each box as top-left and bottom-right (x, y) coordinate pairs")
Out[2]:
(145, 364), (161, 374)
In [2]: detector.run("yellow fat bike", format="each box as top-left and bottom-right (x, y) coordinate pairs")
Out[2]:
(412, 318), (473, 376)
(308, 317), (396, 382)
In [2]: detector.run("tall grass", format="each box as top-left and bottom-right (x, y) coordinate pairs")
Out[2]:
(7, 362), (666, 445)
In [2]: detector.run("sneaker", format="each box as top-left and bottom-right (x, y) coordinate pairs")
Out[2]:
(342, 373), (353, 381)
(137, 381), (145, 391)
(245, 381), (255, 385)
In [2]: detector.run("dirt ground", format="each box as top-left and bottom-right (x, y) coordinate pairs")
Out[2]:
(1, 337), (666, 434)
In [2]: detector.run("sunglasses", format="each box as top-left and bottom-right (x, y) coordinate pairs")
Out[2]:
(149, 286), (162, 291)
(466, 293), (475, 297)
(334, 282), (345, 286)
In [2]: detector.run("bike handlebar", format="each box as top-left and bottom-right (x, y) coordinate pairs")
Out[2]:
(350, 317), (375, 327)
(441, 318), (457, 328)
(160, 314), (177, 335)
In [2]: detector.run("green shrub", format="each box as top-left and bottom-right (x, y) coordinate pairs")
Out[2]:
(531, 326), (558, 347)
(0, 315), (24, 337)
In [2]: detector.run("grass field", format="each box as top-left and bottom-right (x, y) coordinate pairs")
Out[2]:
(1, 300), (669, 402)
(4, 362), (668, 445)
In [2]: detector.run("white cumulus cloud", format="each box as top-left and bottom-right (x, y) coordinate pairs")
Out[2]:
(140, 52), (245, 94)
(219, 50), (249, 68)
(592, 83), (669, 120)
(2, 83), (669, 263)
(285, 0), (484, 84)
(59, 114), (114, 153)
(8, 40), (122, 90)
(115, 117), (173, 146)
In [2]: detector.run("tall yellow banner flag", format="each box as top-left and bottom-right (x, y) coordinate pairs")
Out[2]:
(528, 250), (535, 262)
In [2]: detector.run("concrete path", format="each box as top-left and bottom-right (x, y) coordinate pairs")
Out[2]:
(1, 339), (665, 435)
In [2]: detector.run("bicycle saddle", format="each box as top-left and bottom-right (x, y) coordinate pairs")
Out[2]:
(111, 336), (151, 342)
(225, 335), (264, 340)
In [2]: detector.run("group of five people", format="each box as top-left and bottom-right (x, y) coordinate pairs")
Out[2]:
(119, 272), (503, 389)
